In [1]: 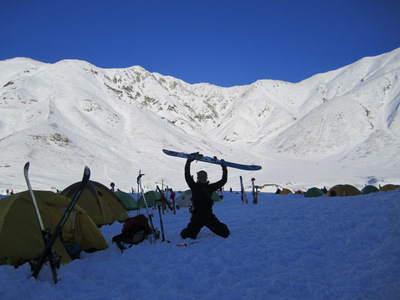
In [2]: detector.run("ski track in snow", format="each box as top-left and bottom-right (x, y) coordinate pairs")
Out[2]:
(1, 190), (400, 299)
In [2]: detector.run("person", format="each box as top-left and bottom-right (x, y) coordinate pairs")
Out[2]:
(180, 156), (230, 239)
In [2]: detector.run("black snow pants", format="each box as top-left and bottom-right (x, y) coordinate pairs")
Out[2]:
(180, 213), (230, 239)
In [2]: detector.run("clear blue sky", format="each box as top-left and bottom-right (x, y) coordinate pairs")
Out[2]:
(1, 0), (400, 87)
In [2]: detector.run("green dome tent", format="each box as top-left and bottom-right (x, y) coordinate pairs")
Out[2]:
(137, 191), (161, 208)
(361, 185), (379, 194)
(304, 187), (325, 198)
(115, 190), (139, 210)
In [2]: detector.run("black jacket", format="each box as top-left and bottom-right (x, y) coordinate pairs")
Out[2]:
(185, 159), (227, 215)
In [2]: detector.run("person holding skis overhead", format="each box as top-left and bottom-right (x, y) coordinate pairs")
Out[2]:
(180, 154), (230, 239)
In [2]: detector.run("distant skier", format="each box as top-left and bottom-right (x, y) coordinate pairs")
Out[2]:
(180, 155), (230, 239)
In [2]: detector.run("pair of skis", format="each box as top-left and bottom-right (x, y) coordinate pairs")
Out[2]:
(136, 171), (170, 244)
(240, 176), (259, 204)
(24, 162), (90, 283)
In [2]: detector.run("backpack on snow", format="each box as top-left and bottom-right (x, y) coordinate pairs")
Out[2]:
(112, 214), (153, 251)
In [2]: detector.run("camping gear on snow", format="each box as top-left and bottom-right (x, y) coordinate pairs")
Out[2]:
(61, 180), (129, 226)
(137, 170), (159, 243)
(156, 186), (170, 242)
(156, 186), (173, 211)
(0, 191), (108, 267)
(304, 187), (325, 198)
(326, 184), (362, 197)
(175, 190), (222, 208)
(112, 214), (153, 251)
(361, 185), (379, 194)
(115, 190), (140, 210)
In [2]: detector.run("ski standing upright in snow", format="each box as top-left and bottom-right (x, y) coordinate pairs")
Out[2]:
(240, 176), (248, 204)
(24, 162), (59, 283)
(25, 163), (90, 283)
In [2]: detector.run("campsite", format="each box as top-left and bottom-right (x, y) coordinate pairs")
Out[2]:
(1, 1), (399, 298)
(1, 183), (399, 299)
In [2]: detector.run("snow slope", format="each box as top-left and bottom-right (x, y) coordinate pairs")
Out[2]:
(1, 190), (399, 299)
(0, 48), (399, 193)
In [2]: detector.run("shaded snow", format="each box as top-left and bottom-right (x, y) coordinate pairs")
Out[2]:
(1, 190), (400, 299)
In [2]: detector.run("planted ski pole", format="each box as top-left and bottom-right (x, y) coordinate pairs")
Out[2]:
(251, 178), (258, 204)
(137, 170), (158, 243)
(30, 165), (91, 283)
(24, 162), (59, 283)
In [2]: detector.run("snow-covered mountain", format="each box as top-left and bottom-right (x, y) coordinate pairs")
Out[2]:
(1, 48), (399, 193)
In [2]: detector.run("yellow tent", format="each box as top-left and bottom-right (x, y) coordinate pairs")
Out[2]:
(276, 188), (292, 195)
(0, 191), (108, 267)
(379, 184), (399, 192)
(61, 181), (129, 226)
(326, 184), (362, 197)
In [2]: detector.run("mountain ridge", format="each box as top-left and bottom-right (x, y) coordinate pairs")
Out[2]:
(0, 48), (399, 192)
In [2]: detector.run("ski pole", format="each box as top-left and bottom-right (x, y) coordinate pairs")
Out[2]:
(137, 170), (158, 243)
(156, 202), (166, 242)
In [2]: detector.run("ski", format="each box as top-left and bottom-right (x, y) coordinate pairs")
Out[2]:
(137, 170), (159, 243)
(30, 165), (91, 282)
(162, 149), (262, 171)
(240, 176), (248, 204)
(24, 162), (59, 283)
(156, 186), (173, 243)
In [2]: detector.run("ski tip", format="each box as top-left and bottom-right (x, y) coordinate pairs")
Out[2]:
(24, 162), (30, 170)
(251, 165), (262, 170)
(162, 149), (177, 154)
(84, 166), (91, 177)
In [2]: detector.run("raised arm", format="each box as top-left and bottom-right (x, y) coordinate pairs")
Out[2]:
(184, 158), (195, 188)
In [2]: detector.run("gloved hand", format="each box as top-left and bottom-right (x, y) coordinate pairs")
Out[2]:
(220, 159), (227, 167)
(188, 152), (202, 162)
